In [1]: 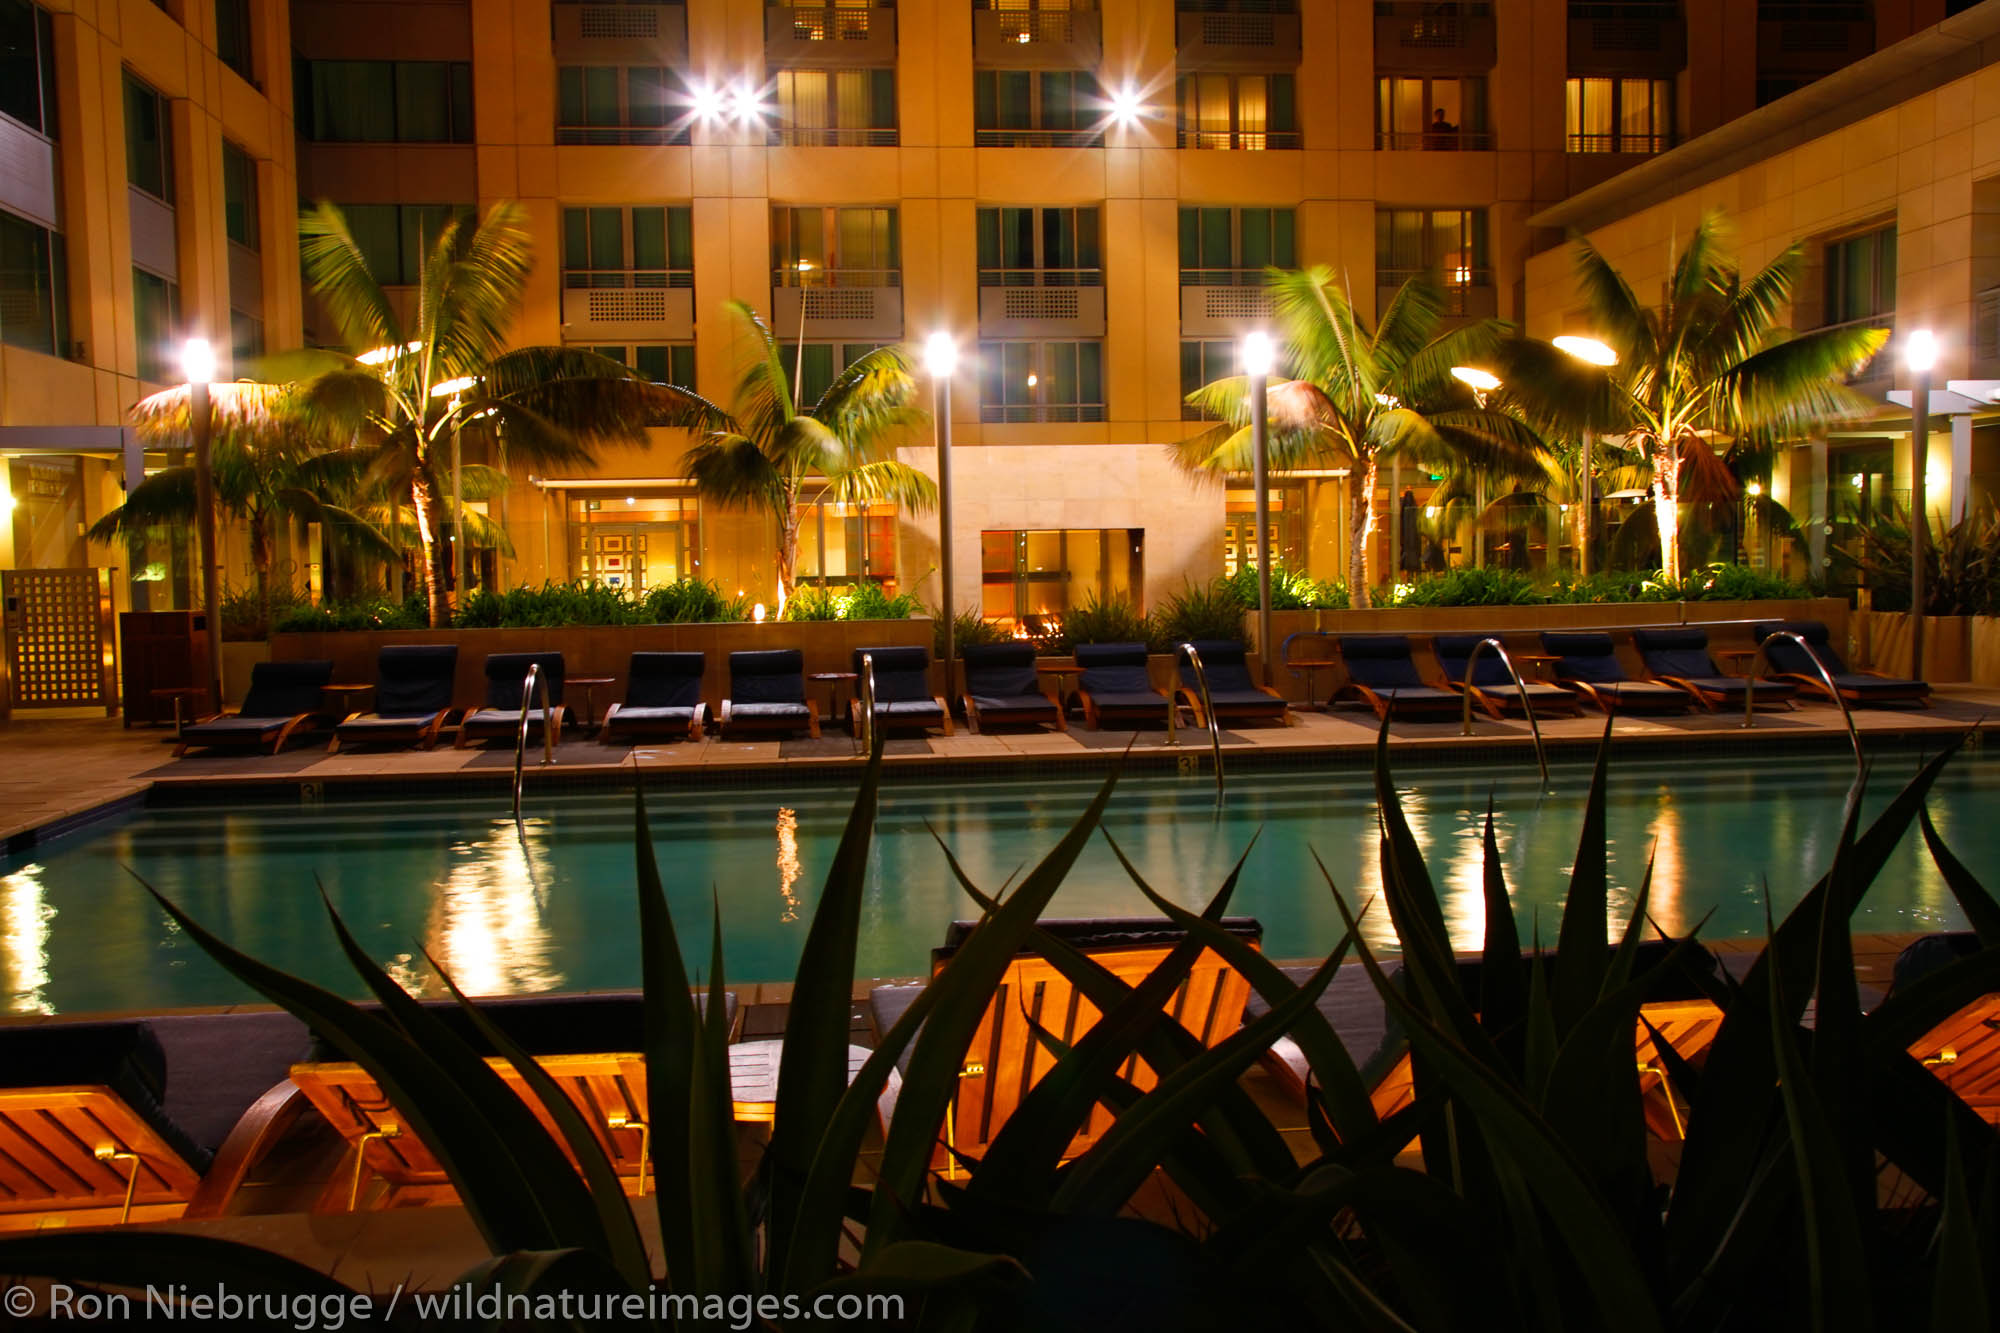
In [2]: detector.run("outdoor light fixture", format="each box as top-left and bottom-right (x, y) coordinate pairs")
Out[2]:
(180, 337), (216, 385)
(1449, 366), (1500, 393)
(923, 331), (958, 379)
(689, 80), (726, 124)
(1905, 328), (1938, 373)
(625, 495), (636, 506)
(753, 602), (768, 623)
(1553, 335), (1618, 366)
(431, 376), (478, 398)
(183, 337), (221, 710)
(356, 340), (421, 367)
(730, 82), (766, 127)
(1242, 330), (1277, 683)
(1240, 330), (1274, 377)
(1747, 481), (1763, 497)
(1107, 83), (1145, 128)
(925, 331), (961, 696)
(1026, 372), (1038, 387)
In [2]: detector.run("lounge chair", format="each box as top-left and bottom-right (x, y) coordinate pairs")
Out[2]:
(851, 645), (952, 735)
(0, 1013), (309, 1229)
(1428, 633), (1584, 720)
(1333, 635), (1464, 720)
(458, 651), (567, 748)
(600, 651), (707, 744)
(720, 649), (819, 739)
(290, 992), (736, 1210)
(1751, 619), (1932, 707)
(175, 659), (333, 756)
(1889, 932), (1997, 1125)
(1073, 642), (1170, 730)
(959, 641), (1064, 733)
(1632, 626), (1799, 712)
(868, 917), (1262, 1163)
(328, 644), (459, 752)
(1538, 631), (1696, 715)
(1175, 639), (1290, 727)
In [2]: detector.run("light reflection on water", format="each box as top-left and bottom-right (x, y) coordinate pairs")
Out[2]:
(0, 862), (54, 1014)
(387, 818), (562, 997)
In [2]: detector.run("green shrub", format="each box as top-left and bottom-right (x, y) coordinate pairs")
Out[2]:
(221, 578), (309, 641)
(935, 608), (1010, 658)
(451, 579), (641, 628)
(271, 595), (425, 632)
(1218, 562), (1348, 609)
(839, 582), (921, 620)
(1381, 566), (1544, 606)
(1050, 590), (1151, 653)
(780, 585), (842, 621)
(1152, 578), (1250, 646)
(639, 577), (749, 623)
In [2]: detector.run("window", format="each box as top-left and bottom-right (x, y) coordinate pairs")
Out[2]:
(782, 341), (888, 407)
(1180, 340), (1236, 420)
(974, 70), (1104, 147)
(1178, 207), (1295, 285)
(978, 340), (1105, 422)
(340, 204), (474, 285)
(556, 67), (690, 145)
(0, 0), (58, 137)
(562, 207), (693, 288)
(299, 61), (473, 142)
(570, 493), (698, 591)
(230, 308), (262, 362)
(1565, 77), (1672, 153)
(124, 74), (173, 202)
(583, 344), (694, 388)
(770, 68), (897, 146)
(216, 0), (252, 81)
(1177, 73), (1297, 149)
(0, 208), (67, 355)
(1375, 207), (1489, 305)
(1823, 225), (1895, 327)
(133, 267), (180, 382)
(1375, 76), (1489, 150)
(771, 208), (900, 285)
(980, 528), (1143, 628)
(796, 501), (898, 586)
(222, 141), (258, 249)
(976, 208), (1101, 287)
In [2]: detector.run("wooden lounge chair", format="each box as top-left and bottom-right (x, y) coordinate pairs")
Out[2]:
(601, 651), (708, 743)
(175, 659), (333, 756)
(719, 649), (819, 739)
(1538, 631), (1696, 715)
(1752, 619), (1932, 708)
(1891, 933), (1999, 1126)
(328, 644), (459, 753)
(867, 917), (1263, 1164)
(1073, 642), (1171, 730)
(1428, 633), (1584, 720)
(1175, 639), (1290, 727)
(1334, 635), (1464, 720)
(959, 641), (1064, 733)
(1632, 626), (1799, 712)
(850, 645), (952, 735)
(458, 651), (566, 748)
(0, 1014), (310, 1231)
(288, 992), (736, 1210)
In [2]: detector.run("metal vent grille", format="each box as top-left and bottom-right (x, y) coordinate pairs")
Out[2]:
(1202, 287), (1274, 320)
(585, 289), (673, 323)
(803, 288), (878, 320)
(1002, 288), (1081, 320)
(1589, 19), (1662, 49)
(578, 4), (661, 37)
(1202, 13), (1275, 45)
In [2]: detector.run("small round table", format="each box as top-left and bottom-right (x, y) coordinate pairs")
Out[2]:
(1283, 658), (1341, 710)
(1509, 653), (1562, 682)
(319, 682), (374, 722)
(565, 676), (617, 731)
(148, 686), (211, 740)
(1036, 662), (1081, 716)
(808, 671), (860, 736)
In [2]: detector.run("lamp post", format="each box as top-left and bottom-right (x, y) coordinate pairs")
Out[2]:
(1241, 331), (1275, 685)
(182, 338), (221, 709)
(1450, 366), (1501, 572)
(924, 332), (960, 697)
(1906, 328), (1937, 680)
(1551, 335), (1619, 576)
(432, 375), (479, 604)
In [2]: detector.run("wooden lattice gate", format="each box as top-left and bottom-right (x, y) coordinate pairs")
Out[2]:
(2, 569), (118, 716)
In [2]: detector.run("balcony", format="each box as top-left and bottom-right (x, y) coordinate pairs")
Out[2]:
(1177, 126), (1302, 150)
(552, 1), (688, 65)
(974, 1), (1101, 68)
(765, 2), (897, 68)
(1568, 2), (1685, 75)
(1375, 129), (1494, 150)
(557, 124), (692, 146)
(561, 271), (695, 341)
(1756, 3), (1872, 74)
(1377, 269), (1495, 319)
(0, 117), (58, 234)
(765, 126), (899, 146)
(1177, 3), (1301, 72)
(771, 276), (903, 340)
(129, 187), (178, 282)
(227, 242), (263, 319)
(1179, 275), (1276, 336)
(1373, 1), (1496, 73)
(977, 273), (1106, 338)
(1565, 131), (1671, 153)
(975, 127), (1106, 147)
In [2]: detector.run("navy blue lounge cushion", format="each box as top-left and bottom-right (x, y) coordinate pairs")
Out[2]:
(1632, 626), (1723, 681)
(961, 642), (1042, 701)
(481, 652), (566, 709)
(179, 715), (291, 741)
(729, 649), (806, 705)
(1754, 620), (1928, 694)
(1075, 642), (1157, 699)
(151, 1011), (312, 1157)
(606, 704), (701, 729)
(853, 646), (936, 705)
(232, 660), (334, 718)
(369, 644), (459, 717)
(1338, 635), (1428, 689)
(624, 652), (704, 709)
(1432, 634), (1516, 686)
(1178, 640), (1264, 696)
(0, 1020), (211, 1171)
(302, 992), (735, 1063)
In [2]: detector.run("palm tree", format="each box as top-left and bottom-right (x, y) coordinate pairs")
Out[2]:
(292, 200), (669, 626)
(1175, 268), (1552, 608)
(669, 300), (935, 614)
(1493, 210), (1889, 580)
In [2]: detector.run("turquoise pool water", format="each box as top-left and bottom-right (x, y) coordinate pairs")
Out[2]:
(1, 747), (1990, 1015)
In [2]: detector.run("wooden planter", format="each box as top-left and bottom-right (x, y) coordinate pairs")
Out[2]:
(1853, 611), (1973, 683)
(1974, 617), (2000, 688)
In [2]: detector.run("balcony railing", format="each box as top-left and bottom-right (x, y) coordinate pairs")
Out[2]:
(1179, 281), (1276, 337)
(765, 126), (900, 146)
(973, 2), (1103, 66)
(1177, 127), (1303, 149)
(977, 282), (1108, 336)
(1178, 266), (1268, 287)
(975, 127), (1106, 147)
(1376, 129), (1494, 150)
(766, 1), (897, 66)
(563, 268), (695, 290)
(772, 266), (902, 288)
(1757, 2), (1869, 18)
(1565, 131), (1671, 153)
(556, 124), (693, 145)
(979, 401), (1108, 424)
(1176, 7), (1301, 69)
(1568, 1), (1678, 16)
(977, 267), (1103, 288)
(772, 280), (903, 339)
(1177, 0), (1295, 11)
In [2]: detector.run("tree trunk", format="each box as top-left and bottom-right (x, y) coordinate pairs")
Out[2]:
(1651, 442), (1681, 580)
(411, 474), (448, 627)
(1348, 457), (1378, 609)
(775, 512), (800, 616)
(249, 507), (273, 638)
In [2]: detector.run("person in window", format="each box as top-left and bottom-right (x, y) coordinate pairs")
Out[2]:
(1426, 108), (1458, 150)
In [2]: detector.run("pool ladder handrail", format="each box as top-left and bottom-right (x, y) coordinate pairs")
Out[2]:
(1459, 637), (1550, 784)
(512, 662), (555, 825)
(1741, 630), (1863, 771)
(856, 651), (878, 754)
(1175, 642), (1226, 801)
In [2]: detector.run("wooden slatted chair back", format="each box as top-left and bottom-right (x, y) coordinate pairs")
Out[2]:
(1910, 995), (2000, 1125)
(0, 1088), (202, 1228)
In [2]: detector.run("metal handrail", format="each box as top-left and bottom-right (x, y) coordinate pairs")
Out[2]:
(1741, 631), (1862, 771)
(1458, 637), (1549, 784)
(512, 663), (555, 825)
(856, 650), (877, 755)
(1176, 643), (1227, 801)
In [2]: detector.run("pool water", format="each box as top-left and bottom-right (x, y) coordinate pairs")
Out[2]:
(1, 747), (1991, 1015)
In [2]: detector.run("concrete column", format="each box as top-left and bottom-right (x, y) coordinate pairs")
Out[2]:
(1808, 435), (1829, 577)
(1951, 413), (1973, 524)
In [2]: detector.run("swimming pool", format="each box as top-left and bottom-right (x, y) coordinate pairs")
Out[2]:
(1, 745), (1989, 1015)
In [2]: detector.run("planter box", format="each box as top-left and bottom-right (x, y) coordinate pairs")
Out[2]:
(1851, 611), (1972, 683)
(1974, 617), (2000, 688)
(270, 619), (932, 716)
(218, 640), (273, 706)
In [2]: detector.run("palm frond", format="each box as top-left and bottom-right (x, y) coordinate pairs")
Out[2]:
(683, 433), (785, 507)
(1396, 318), (1512, 405)
(814, 345), (921, 451)
(298, 202), (402, 355)
(1668, 210), (1731, 309)
(1272, 267), (1372, 413)
(86, 468), (196, 543)
(723, 300), (796, 447)
(1571, 235), (1656, 367)
(128, 382), (307, 450)
(1486, 336), (1630, 437)
(1704, 243), (1803, 370)
(1370, 272), (1446, 376)
(825, 460), (938, 513)
(1719, 326), (1891, 434)
(428, 203), (535, 377)
(475, 401), (609, 473)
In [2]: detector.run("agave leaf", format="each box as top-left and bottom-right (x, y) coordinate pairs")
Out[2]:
(1524, 923), (1558, 1097)
(0, 1232), (369, 1307)
(690, 899), (754, 1294)
(812, 1240), (1026, 1298)
(632, 782), (702, 1287)
(133, 876), (560, 1255)
(1638, 1011), (1702, 1120)
(1371, 723), (1460, 1000)
(767, 730), (885, 1279)
(1553, 717), (1617, 1033)
(452, 1246), (635, 1311)
(1479, 800), (1525, 1042)
(1604, 851), (1657, 993)
(1918, 805), (2000, 943)
(1811, 788), (1872, 1224)
(1930, 1117), (1993, 1333)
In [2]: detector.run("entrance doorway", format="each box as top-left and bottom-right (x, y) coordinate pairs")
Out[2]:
(567, 494), (697, 591)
